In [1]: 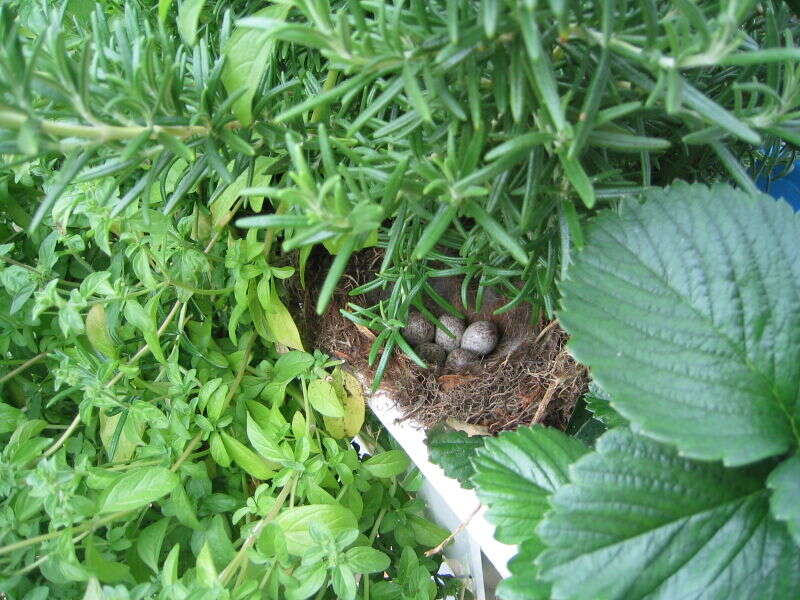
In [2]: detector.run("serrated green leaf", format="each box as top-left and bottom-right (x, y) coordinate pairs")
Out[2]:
(471, 425), (587, 544)
(99, 467), (178, 513)
(767, 454), (800, 546)
(496, 537), (551, 600)
(536, 429), (800, 599)
(560, 182), (800, 466)
(426, 428), (483, 489)
(573, 417), (607, 447)
(583, 382), (626, 428)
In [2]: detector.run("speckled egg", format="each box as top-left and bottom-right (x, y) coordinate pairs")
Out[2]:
(445, 348), (478, 371)
(460, 320), (498, 355)
(415, 342), (447, 368)
(435, 315), (466, 351)
(402, 311), (434, 345)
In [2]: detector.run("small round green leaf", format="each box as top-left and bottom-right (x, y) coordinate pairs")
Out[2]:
(363, 449), (409, 478)
(274, 504), (357, 556)
(99, 467), (178, 513)
(345, 546), (391, 573)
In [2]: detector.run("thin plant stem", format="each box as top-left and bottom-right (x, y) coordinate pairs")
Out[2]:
(0, 351), (47, 384)
(0, 429), (205, 559)
(0, 106), (216, 141)
(36, 199), (244, 463)
(218, 475), (298, 586)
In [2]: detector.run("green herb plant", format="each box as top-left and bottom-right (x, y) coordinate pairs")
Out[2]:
(0, 4), (458, 599)
(1, 1), (800, 385)
(3, 0), (800, 595)
(470, 183), (800, 599)
(0, 179), (454, 599)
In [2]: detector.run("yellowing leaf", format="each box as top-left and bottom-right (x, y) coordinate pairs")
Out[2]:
(307, 379), (344, 418)
(99, 411), (144, 463)
(261, 286), (304, 351)
(85, 303), (116, 358)
(324, 369), (365, 438)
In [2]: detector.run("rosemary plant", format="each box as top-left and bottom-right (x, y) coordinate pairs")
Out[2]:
(3, 0), (800, 378)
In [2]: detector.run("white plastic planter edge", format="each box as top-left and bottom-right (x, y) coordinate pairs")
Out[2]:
(367, 389), (516, 579)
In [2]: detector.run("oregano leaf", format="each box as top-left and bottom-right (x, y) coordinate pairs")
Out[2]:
(99, 467), (178, 513)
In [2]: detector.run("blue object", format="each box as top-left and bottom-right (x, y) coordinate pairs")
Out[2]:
(755, 160), (800, 211)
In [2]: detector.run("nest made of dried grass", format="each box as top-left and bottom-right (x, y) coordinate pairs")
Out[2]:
(289, 249), (588, 433)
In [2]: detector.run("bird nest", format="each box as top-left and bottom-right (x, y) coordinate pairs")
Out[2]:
(290, 249), (588, 433)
